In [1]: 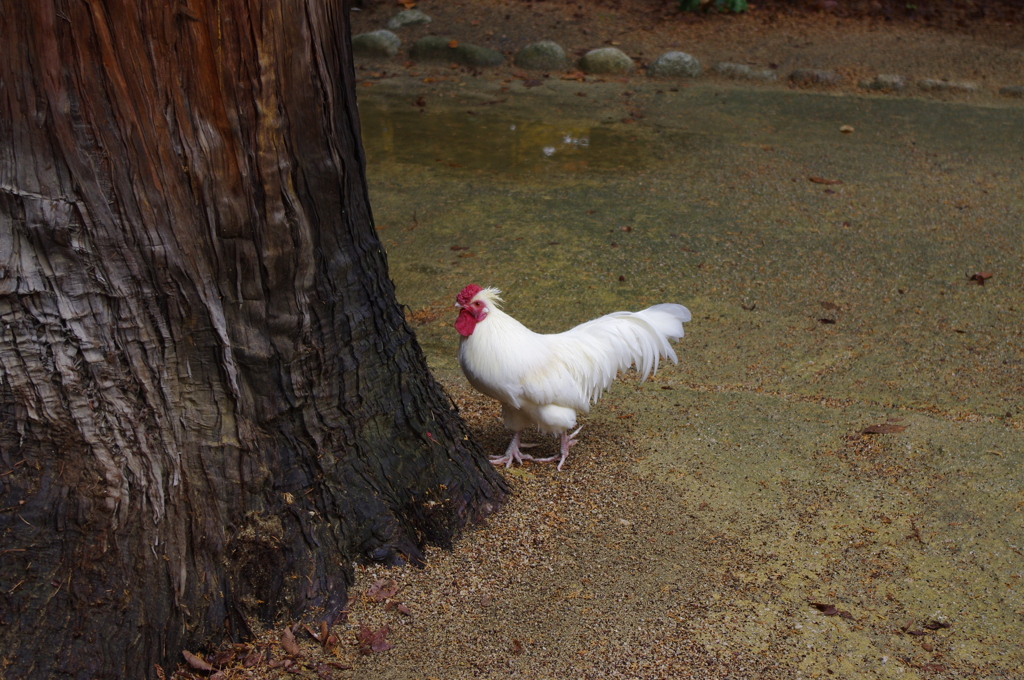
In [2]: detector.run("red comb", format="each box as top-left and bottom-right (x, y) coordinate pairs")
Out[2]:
(456, 284), (482, 307)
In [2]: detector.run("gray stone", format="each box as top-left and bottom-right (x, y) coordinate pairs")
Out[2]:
(387, 9), (431, 30)
(999, 85), (1024, 98)
(647, 51), (702, 79)
(351, 30), (401, 59)
(457, 43), (504, 67)
(409, 37), (503, 67)
(858, 73), (906, 91)
(789, 69), (842, 86)
(409, 36), (453, 62)
(713, 62), (777, 81)
(578, 47), (635, 75)
(514, 41), (567, 71)
(918, 78), (979, 93)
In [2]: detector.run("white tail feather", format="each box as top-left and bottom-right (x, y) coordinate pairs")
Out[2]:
(557, 304), (690, 404)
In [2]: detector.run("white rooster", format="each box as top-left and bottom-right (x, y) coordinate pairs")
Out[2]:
(454, 284), (691, 470)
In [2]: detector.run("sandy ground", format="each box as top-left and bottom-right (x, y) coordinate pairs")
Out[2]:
(177, 4), (1024, 679)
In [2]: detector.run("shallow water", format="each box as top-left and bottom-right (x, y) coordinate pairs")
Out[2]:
(359, 100), (649, 173)
(360, 78), (1024, 675)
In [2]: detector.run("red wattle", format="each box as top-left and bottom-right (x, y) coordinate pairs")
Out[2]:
(455, 308), (477, 337)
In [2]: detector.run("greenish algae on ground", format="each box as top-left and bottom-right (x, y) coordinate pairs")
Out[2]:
(349, 76), (1023, 678)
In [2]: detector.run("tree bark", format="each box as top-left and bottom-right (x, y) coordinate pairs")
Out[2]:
(0, 1), (505, 677)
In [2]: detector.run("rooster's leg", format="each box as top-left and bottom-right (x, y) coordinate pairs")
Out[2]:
(529, 426), (582, 470)
(490, 431), (528, 468)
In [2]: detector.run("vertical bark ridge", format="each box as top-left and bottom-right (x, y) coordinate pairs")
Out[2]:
(0, 1), (506, 677)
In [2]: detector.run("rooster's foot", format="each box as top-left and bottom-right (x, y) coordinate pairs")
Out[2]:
(489, 431), (534, 468)
(528, 427), (582, 471)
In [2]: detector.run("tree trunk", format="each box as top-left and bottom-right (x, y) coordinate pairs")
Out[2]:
(0, 1), (506, 677)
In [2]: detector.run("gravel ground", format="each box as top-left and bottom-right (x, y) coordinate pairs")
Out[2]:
(334, 380), (788, 680)
(221, 380), (794, 680)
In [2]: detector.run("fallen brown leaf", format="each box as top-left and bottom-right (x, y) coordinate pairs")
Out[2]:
(281, 626), (301, 657)
(182, 650), (214, 672)
(365, 578), (400, 601)
(968, 271), (993, 285)
(209, 650), (235, 666)
(243, 649), (263, 667)
(448, 39), (459, 48)
(923, 619), (951, 630)
(324, 634), (340, 652)
(357, 624), (394, 655)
